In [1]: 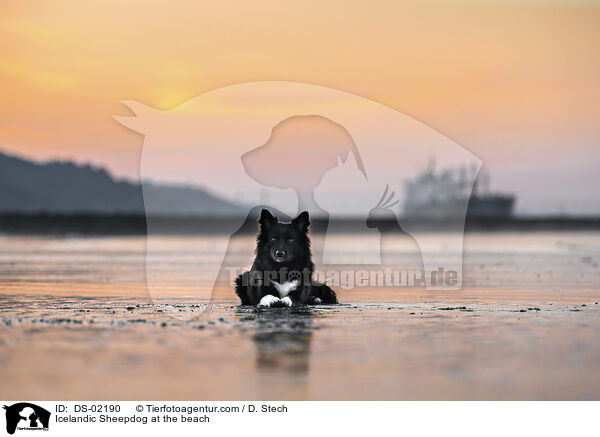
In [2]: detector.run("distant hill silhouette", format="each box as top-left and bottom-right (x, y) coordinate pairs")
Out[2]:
(0, 151), (245, 216)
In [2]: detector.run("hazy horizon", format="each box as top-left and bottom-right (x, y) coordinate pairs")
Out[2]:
(2, 146), (598, 218)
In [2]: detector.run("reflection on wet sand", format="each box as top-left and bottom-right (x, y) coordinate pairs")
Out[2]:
(239, 306), (315, 375)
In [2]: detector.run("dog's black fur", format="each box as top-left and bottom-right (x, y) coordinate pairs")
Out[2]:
(235, 209), (338, 306)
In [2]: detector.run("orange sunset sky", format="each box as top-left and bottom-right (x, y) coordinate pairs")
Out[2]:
(1, 0), (599, 214)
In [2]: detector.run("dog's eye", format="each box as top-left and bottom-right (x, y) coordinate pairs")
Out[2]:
(271, 236), (277, 242)
(287, 239), (294, 244)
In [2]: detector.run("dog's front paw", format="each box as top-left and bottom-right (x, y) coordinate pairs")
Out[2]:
(259, 294), (280, 307)
(280, 296), (292, 307)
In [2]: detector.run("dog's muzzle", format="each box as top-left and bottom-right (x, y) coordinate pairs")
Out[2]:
(274, 249), (286, 262)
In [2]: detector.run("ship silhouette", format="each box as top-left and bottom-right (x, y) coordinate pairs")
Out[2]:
(403, 162), (515, 219)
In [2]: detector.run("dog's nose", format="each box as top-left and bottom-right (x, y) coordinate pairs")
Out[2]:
(275, 249), (286, 257)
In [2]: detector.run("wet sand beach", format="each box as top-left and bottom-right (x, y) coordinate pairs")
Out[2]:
(1, 232), (599, 400)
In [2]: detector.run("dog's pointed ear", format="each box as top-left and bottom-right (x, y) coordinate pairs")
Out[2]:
(259, 209), (277, 228)
(292, 211), (310, 231)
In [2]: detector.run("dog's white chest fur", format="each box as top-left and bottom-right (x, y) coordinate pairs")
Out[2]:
(271, 279), (299, 298)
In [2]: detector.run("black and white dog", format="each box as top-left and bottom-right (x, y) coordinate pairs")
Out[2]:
(235, 209), (338, 307)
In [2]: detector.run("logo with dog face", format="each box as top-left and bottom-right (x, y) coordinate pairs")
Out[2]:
(3, 403), (50, 435)
(115, 81), (481, 312)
